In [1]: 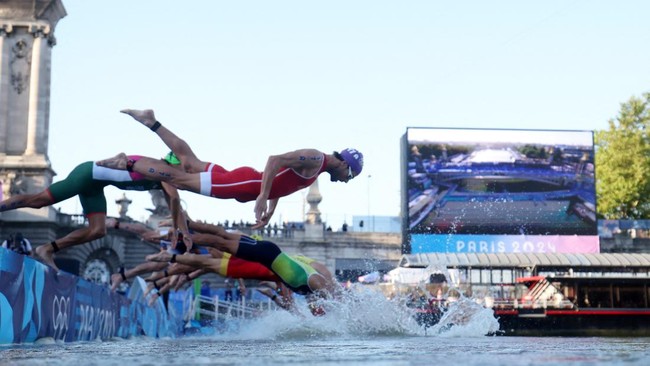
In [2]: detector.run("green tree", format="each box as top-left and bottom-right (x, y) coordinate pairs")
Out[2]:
(595, 93), (650, 219)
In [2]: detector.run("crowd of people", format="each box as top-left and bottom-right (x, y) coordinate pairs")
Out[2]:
(0, 108), (364, 316)
(1, 232), (33, 256)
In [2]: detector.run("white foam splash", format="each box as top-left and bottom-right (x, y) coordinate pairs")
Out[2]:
(204, 284), (499, 340)
(428, 297), (501, 337)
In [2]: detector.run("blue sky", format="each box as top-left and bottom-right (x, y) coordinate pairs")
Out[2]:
(47, 0), (650, 230)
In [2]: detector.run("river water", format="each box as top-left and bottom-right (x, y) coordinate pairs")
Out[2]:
(1, 286), (649, 365)
(2, 335), (649, 366)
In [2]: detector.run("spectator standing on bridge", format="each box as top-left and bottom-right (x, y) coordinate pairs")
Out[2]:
(224, 278), (234, 301)
(1, 232), (33, 256)
(200, 280), (211, 297)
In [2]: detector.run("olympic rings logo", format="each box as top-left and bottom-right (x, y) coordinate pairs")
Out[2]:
(52, 295), (70, 339)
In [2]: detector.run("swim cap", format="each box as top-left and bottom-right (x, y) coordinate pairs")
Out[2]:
(339, 148), (364, 176)
(163, 151), (181, 165)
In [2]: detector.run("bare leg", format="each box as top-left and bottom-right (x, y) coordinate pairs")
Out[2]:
(0, 191), (53, 212)
(144, 275), (179, 301)
(120, 109), (158, 129)
(174, 269), (206, 290)
(148, 292), (161, 307)
(126, 261), (168, 278)
(110, 266), (127, 291)
(111, 261), (168, 291)
(144, 276), (169, 298)
(34, 214), (108, 271)
(34, 245), (60, 271)
(145, 263), (195, 282)
(146, 251), (173, 262)
(206, 247), (225, 259)
(108, 217), (155, 237)
(96, 153), (128, 170)
(96, 155), (203, 194)
(189, 232), (240, 255)
(148, 252), (222, 273)
(121, 109), (208, 173)
(148, 278), (177, 307)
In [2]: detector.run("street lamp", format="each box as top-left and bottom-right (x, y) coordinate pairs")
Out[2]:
(367, 174), (372, 232)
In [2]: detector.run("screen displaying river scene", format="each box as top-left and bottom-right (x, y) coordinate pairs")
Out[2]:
(403, 127), (597, 254)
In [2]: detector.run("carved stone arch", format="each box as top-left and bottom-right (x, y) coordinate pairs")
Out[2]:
(81, 249), (120, 286)
(56, 235), (126, 284)
(77, 236), (122, 273)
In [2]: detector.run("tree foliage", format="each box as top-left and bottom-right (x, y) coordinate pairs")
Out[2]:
(595, 93), (650, 219)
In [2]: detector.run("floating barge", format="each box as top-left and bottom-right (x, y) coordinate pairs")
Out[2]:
(392, 252), (650, 336)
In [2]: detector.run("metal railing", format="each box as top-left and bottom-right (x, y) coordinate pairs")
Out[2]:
(184, 290), (277, 323)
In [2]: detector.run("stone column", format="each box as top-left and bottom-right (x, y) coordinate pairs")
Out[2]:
(304, 180), (324, 240)
(305, 179), (323, 224)
(25, 25), (49, 155)
(0, 24), (13, 150)
(0, 0), (66, 222)
(116, 194), (133, 219)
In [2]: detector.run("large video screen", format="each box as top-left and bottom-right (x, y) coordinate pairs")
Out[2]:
(402, 127), (599, 254)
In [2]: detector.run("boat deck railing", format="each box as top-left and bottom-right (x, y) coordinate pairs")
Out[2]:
(488, 297), (575, 310)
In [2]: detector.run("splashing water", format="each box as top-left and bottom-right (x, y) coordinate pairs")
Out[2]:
(204, 283), (499, 341)
(428, 297), (501, 337)
(207, 284), (423, 341)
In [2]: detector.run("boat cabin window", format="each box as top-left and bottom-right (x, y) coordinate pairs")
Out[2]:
(470, 269), (481, 284)
(492, 270), (502, 283)
(614, 286), (647, 308)
(579, 286), (611, 308)
(502, 270), (514, 284)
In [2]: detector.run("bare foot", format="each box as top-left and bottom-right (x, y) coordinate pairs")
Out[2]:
(174, 275), (190, 290)
(145, 274), (161, 283)
(120, 109), (157, 129)
(148, 293), (160, 307)
(143, 282), (156, 298)
(96, 153), (128, 170)
(146, 251), (172, 262)
(110, 273), (124, 291)
(34, 245), (59, 271)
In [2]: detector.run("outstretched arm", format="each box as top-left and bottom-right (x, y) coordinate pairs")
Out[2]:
(107, 217), (170, 245)
(183, 219), (240, 254)
(161, 182), (193, 250)
(251, 198), (279, 229)
(254, 149), (324, 225)
(237, 278), (246, 297)
(258, 281), (295, 312)
(187, 220), (227, 236)
(173, 252), (221, 273)
(174, 268), (207, 291)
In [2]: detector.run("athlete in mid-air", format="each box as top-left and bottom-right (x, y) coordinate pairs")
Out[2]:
(97, 109), (364, 229)
(0, 154), (190, 270)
